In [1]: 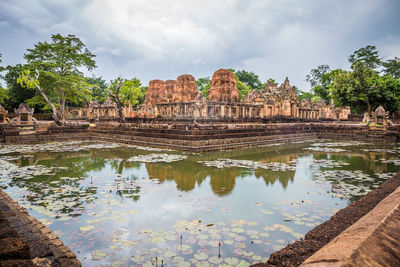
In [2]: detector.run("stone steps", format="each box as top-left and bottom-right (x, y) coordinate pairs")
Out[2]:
(19, 130), (37, 135)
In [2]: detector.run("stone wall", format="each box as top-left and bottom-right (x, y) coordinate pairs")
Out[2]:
(0, 190), (80, 266)
(1, 122), (399, 152)
(300, 177), (400, 267)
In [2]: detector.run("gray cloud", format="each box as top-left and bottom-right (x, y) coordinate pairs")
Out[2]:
(0, 0), (399, 90)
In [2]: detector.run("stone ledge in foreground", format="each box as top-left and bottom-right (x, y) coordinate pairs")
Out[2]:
(300, 180), (400, 266)
(252, 171), (400, 267)
(0, 189), (81, 267)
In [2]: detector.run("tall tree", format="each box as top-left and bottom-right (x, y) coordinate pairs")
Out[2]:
(382, 57), (400, 78)
(306, 64), (330, 88)
(348, 45), (381, 70)
(305, 65), (333, 104)
(234, 69), (264, 91)
(0, 53), (8, 106)
(87, 76), (108, 103)
(107, 77), (147, 122)
(4, 64), (35, 110)
(330, 46), (400, 122)
(331, 61), (400, 121)
(18, 34), (96, 125)
(0, 53), (4, 74)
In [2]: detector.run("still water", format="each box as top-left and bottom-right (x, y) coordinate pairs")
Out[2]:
(1, 140), (399, 266)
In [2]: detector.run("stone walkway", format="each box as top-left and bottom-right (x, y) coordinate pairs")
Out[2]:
(0, 190), (80, 267)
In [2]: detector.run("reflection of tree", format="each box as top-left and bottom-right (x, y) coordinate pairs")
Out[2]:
(254, 169), (295, 189)
(8, 151), (110, 217)
(145, 162), (208, 192)
(145, 159), (294, 196)
(209, 168), (239, 196)
(312, 152), (390, 176)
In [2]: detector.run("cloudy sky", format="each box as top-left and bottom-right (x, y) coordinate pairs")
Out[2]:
(0, 0), (399, 90)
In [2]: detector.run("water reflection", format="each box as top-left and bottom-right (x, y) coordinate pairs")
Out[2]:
(1, 141), (400, 266)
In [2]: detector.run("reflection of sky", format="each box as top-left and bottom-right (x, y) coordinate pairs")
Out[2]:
(3, 142), (400, 266)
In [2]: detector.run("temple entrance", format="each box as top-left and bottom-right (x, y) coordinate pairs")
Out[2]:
(21, 113), (28, 122)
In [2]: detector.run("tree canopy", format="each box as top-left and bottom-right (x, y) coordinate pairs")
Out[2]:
(18, 34), (96, 124)
(233, 70), (264, 91)
(107, 77), (147, 107)
(0, 54), (8, 106)
(304, 45), (400, 122)
(87, 76), (108, 103)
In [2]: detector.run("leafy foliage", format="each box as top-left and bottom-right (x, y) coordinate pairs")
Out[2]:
(0, 53), (8, 106)
(107, 77), (147, 107)
(306, 65), (332, 104)
(21, 34), (96, 120)
(382, 57), (400, 78)
(305, 45), (400, 120)
(233, 70), (264, 91)
(3, 64), (35, 110)
(87, 76), (108, 103)
(330, 62), (400, 116)
(196, 77), (210, 92)
(348, 45), (381, 70)
(201, 83), (211, 99)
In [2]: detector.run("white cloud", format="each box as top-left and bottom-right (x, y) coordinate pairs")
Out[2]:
(0, 0), (399, 89)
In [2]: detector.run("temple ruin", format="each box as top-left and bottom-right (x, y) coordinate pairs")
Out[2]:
(0, 104), (9, 124)
(11, 103), (35, 125)
(65, 69), (350, 121)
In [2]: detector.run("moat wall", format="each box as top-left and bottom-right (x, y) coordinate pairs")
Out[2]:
(1, 122), (399, 151)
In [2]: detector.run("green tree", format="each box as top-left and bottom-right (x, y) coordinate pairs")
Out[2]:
(306, 64), (333, 104)
(0, 53), (4, 74)
(348, 45), (381, 70)
(3, 64), (35, 110)
(234, 74), (250, 100)
(18, 34), (96, 125)
(306, 64), (330, 88)
(196, 77), (210, 92)
(108, 77), (146, 107)
(0, 53), (8, 106)
(296, 90), (314, 102)
(382, 57), (400, 78)
(200, 83), (211, 99)
(330, 46), (400, 121)
(331, 62), (400, 121)
(234, 69), (263, 90)
(87, 76), (108, 103)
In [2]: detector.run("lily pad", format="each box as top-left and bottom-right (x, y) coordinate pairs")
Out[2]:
(80, 225), (94, 232)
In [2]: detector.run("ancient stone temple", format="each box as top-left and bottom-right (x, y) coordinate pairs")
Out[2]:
(208, 69), (239, 102)
(165, 80), (177, 102)
(145, 80), (167, 107)
(241, 77), (298, 117)
(12, 103), (34, 125)
(0, 104), (8, 123)
(65, 69), (350, 121)
(172, 75), (198, 103)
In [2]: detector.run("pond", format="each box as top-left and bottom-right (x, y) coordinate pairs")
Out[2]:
(1, 140), (400, 266)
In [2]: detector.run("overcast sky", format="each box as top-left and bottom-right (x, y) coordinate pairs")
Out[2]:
(0, 0), (399, 90)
